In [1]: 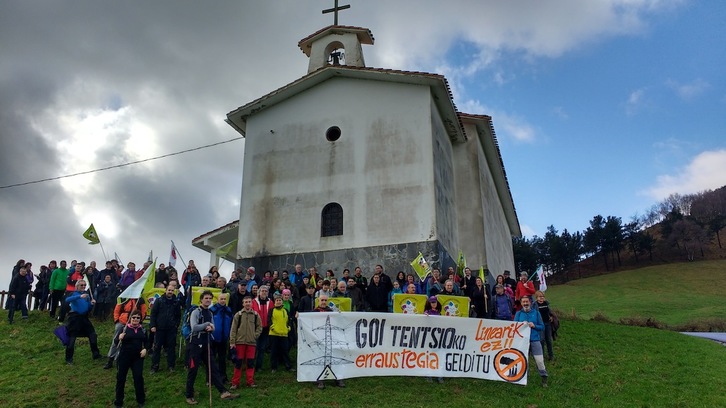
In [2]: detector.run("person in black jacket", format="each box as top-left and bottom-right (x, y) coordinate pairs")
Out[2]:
(149, 285), (181, 373)
(114, 310), (149, 408)
(297, 285), (316, 314)
(365, 274), (388, 312)
(8, 266), (31, 323)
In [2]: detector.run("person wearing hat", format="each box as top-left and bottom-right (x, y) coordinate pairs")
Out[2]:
(228, 280), (249, 314)
(503, 271), (517, 295)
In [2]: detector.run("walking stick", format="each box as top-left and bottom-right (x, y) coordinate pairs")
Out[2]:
(207, 335), (213, 408)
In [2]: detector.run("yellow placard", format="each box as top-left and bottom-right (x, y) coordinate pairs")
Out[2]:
(190, 287), (222, 306)
(392, 293), (427, 314)
(436, 295), (470, 317)
(315, 297), (352, 312)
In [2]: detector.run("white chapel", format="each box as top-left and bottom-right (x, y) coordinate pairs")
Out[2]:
(193, 17), (521, 278)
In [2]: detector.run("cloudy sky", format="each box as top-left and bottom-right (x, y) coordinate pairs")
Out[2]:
(1, 1), (724, 289)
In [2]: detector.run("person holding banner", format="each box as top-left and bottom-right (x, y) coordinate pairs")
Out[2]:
(423, 296), (444, 384)
(514, 296), (549, 387)
(313, 294), (345, 389)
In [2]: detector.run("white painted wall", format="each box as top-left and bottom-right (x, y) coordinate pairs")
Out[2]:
(237, 77), (439, 258)
(476, 131), (515, 275)
(453, 123), (486, 267)
(430, 100), (457, 254)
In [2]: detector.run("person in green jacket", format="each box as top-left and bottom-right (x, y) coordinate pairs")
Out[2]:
(49, 260), (69, 319)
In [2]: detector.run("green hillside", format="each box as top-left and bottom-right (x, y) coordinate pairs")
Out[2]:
(546, 259), (726, 327)
(2, 308), (726, 406)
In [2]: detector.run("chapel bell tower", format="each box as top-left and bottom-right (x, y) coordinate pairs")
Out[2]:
(298, 1), (374, 74)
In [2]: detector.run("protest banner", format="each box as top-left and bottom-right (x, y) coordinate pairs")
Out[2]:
(297, 312), (531, 385)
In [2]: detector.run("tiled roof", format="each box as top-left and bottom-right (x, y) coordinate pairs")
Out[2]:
(191, 220), (239, 244)
(227, 65), (466, 142)
(298, 25), (375, 55)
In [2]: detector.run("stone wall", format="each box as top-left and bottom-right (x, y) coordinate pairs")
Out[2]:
(236, 240), (457, 279)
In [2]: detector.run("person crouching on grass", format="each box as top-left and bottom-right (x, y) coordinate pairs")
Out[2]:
(114, 310), (148, 408)
(185, 290), (238, 405)
(514, 296), (549, 387)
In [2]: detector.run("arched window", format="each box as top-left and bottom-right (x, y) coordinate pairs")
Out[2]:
(321, 203), (343, 237)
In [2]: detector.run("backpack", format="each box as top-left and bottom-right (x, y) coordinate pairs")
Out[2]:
(495, 294), (513, 319)
(180, 305), (201, 341)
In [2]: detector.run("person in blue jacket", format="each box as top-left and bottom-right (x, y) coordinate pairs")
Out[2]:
(65, 280), (102, 364)
(210, 293), (234, 383)
(514, 296), (549, 387)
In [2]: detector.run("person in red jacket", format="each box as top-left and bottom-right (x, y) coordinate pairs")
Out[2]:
(514, 271), (536, 311)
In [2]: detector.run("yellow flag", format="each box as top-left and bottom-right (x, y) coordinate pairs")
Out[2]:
(410, 252), (431, 282)
(83, 223), (100, 245)
(216, 239), (238, 257)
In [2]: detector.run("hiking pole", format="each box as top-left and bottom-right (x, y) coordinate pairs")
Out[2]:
(207, 335), (213, 408)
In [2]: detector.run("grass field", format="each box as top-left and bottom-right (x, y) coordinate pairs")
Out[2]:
(545, 259), (726, 327)
(2, 260), (726, 407)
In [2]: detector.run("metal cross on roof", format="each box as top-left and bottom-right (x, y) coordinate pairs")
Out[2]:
(322, 0), (350, 25)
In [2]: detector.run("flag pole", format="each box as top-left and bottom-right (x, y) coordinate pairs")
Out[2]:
(98, 241), (109, 262)
(171, 240), (188, 270)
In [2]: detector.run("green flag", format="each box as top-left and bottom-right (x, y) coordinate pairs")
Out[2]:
(456, 250), (466, 277)
(83, 223), (100, 245)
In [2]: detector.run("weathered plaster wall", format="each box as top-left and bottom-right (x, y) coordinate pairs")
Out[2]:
(476, 131), (515, 276)
(238, 78), (438, 258)
(430, 100), (457, 256)
(453, 123), (486, 268)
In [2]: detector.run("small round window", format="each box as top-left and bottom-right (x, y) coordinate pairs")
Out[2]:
(326, 126), (341, 141)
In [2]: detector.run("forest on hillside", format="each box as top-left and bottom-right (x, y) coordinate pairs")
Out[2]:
(513, 185), (726, 282)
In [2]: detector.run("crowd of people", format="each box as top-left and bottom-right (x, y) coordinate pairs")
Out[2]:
(5, 258), (557, 406)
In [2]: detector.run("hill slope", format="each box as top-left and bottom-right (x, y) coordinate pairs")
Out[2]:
(546, 259), (726, 327)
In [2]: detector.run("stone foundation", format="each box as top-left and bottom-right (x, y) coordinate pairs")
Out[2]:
(236, 240), (460, 279)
